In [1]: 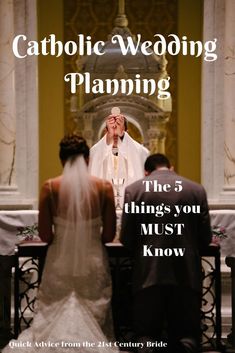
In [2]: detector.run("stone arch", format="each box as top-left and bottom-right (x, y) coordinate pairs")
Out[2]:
(76, 94), (170, 153)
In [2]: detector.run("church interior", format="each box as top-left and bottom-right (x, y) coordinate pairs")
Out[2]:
(0, 0), (235, 352)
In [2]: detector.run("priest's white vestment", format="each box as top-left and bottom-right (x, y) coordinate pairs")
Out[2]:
(89, 132), (149, 186)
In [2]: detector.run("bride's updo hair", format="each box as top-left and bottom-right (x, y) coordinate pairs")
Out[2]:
(59, 134), (89, 162)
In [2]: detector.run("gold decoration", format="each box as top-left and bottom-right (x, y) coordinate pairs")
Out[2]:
(64, 0), (177, 167)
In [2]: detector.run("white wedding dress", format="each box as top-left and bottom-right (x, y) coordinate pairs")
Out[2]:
(3, 215), (118, 352)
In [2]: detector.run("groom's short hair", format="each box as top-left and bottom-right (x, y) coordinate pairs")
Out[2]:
(144, 153), (171, 173)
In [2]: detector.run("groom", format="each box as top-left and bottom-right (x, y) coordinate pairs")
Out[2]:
(120, 153), (212, 353)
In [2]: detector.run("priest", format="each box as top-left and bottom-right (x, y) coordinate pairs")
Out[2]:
(89, 110), (149, 188)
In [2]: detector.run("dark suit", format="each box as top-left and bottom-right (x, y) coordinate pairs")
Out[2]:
(120, 170), (212, 353)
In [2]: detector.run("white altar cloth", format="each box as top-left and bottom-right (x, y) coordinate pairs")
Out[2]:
(210, 210), (235, 257)
(0, 209), (235, 257)
(0, 210), (38, 256)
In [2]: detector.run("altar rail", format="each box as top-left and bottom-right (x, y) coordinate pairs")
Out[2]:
(12, 243), (223, 352)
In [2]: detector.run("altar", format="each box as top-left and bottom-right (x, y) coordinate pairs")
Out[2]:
(0, 209), (235, 351)
(0, 210), (39, 256)
(210, 210), (235, 257)
(0, 211), (38, 344)
(210, 210), (235, 349)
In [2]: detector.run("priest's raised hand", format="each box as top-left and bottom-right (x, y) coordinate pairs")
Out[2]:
(89, 113), (149, 187)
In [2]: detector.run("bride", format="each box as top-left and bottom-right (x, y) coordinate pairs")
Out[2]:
(3, 135), (118, 352)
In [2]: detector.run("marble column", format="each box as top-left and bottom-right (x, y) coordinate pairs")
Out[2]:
(224, 0), (235, 188)
(202, 0), (235, 341)
(0, 0), (38, 209)
(202, 0), (235, 206)
(0, 0), (16, 188)
(223, 3), (235, 347)
(146, 112), (169, 154)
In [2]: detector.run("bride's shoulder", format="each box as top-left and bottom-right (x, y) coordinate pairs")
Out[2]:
(40, 175), (62, 195)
